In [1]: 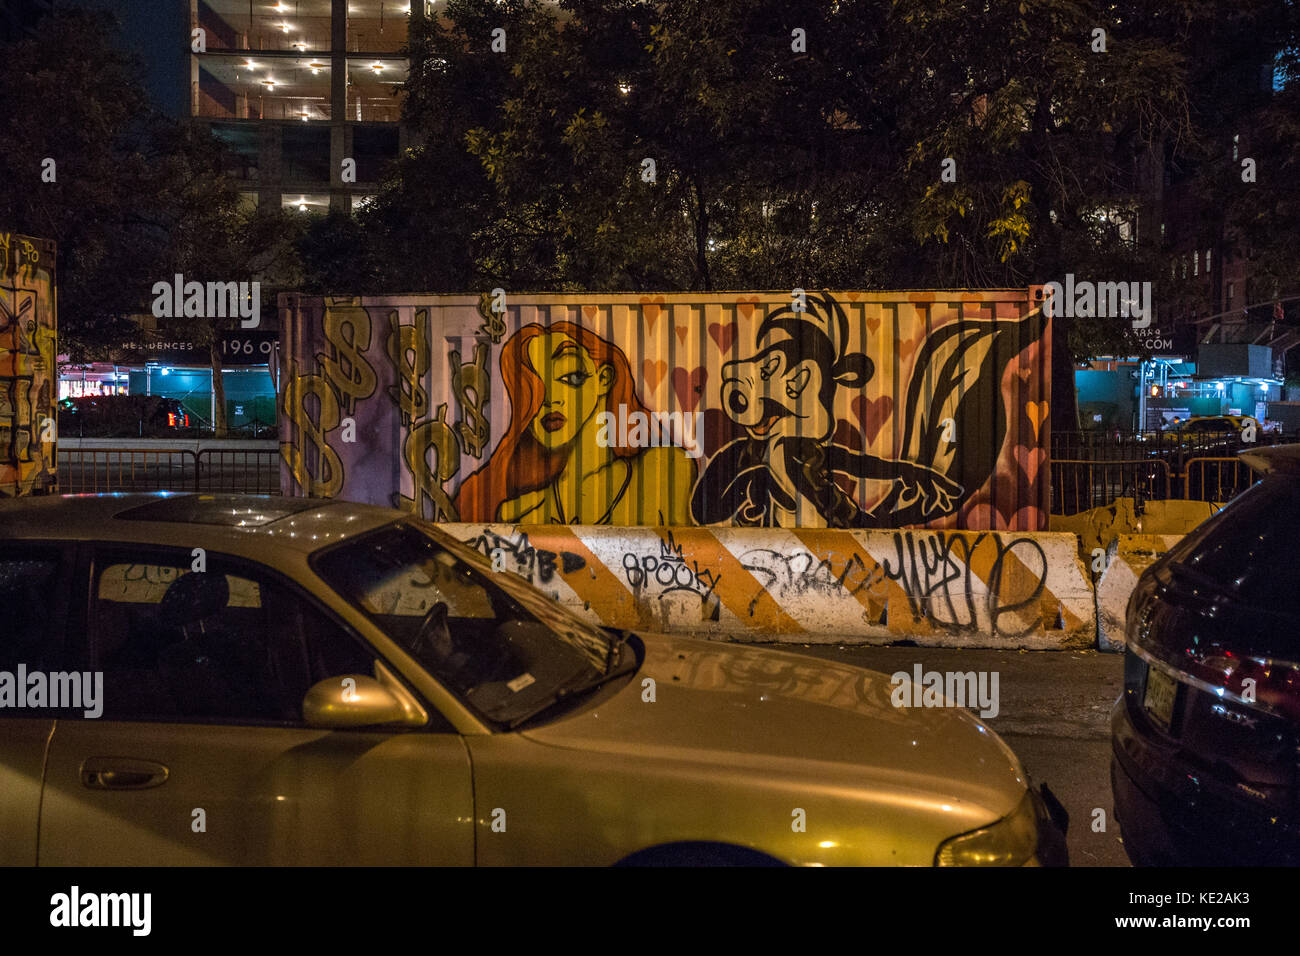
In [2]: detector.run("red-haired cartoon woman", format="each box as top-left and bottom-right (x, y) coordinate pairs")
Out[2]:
(453, 322), (695, 524)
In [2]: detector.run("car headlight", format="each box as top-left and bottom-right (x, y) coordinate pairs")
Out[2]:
(934, 791), (1039, 866)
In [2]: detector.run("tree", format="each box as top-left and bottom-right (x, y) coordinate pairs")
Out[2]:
(0, 7), (301, 435)
(146, 122), (300, 436)
(0, 8), (161, 359)
(361, 0), (1293, 431)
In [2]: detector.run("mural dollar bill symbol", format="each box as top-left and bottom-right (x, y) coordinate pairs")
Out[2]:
(476, 290), (507, 344)
(316, 299), (377, 417)
(385, 308), (430, 426)
(450, 340), (491, 458)
(399, 403), (461, 520)
(280, 360), (345, 497)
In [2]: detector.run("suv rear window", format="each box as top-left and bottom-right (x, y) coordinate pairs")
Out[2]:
(1160, 475), (1300, 614)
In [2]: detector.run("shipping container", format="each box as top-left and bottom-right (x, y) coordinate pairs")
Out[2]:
(0, 232), (56, 497)
(279, 289), (1051, 530)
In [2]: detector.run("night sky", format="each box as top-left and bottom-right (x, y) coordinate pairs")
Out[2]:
(84, 0), (188, 116)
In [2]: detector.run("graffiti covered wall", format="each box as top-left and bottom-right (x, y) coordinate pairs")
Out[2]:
(0, 233), (56, 497)
(279, 290), (1050, 530)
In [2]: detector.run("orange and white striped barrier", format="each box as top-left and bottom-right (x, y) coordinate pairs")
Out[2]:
(443, 524), (1095, 649)
(1095, 534), (1183, 650)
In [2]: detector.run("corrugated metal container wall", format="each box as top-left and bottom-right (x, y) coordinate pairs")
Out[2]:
(0, 232), (57, 497)
(278, 289), (1050, 530)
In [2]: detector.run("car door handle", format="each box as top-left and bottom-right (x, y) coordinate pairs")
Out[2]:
(80, 758), (169, 791)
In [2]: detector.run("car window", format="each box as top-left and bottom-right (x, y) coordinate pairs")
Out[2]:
(1161, 476), (1300, 617)
(89, 551), (379, 725)
(315, 523), (613, 728)
(0, 549), (64, 673)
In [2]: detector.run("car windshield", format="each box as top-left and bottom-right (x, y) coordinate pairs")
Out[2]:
(313, 522), (616, 726)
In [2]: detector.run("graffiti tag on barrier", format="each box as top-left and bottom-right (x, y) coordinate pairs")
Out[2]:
(740, 549), (883, 605)
(621, 531), (721, 620)
(465, 528), (585, 584)
(880, 531), (1047, 637)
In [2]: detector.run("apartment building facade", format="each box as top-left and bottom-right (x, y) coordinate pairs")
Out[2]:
(190, 0), (417, 214)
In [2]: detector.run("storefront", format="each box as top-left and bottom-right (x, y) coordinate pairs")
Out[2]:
(59, 326), (279, 433)
(1076, 336), (1285, 432)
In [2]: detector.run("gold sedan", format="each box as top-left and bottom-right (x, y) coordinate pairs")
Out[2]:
(0, 493), (1066, 866)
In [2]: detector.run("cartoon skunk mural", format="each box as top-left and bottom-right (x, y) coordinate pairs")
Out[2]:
(690, 291), (1047, 528)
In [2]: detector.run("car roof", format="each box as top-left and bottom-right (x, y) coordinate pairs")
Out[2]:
(0, 493), (406, 555)
(1240, 443), (1300, 477)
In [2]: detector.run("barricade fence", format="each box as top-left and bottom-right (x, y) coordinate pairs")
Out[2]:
(55, 448), (281, 495)
(46, 446), (1267, 513)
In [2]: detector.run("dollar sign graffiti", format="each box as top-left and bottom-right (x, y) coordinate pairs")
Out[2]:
(450, 340), (491, 458)
(280, 360), (345, 497)
(385, 309), (430, 426)
(476, 290), (507, 344)
(397, 403), (460, 521)
(316, 299), (377, 417)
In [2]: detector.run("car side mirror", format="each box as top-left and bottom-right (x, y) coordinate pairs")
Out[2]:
(303, 674), (417, 729)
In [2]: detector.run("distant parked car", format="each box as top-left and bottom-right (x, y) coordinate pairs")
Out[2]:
(1170, 414), (1257, 438)
(1112, 443), (1300, 865)
(58, 395), (192, 437)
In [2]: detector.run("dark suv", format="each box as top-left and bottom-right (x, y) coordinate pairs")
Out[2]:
(1112, 444), (1300, 865)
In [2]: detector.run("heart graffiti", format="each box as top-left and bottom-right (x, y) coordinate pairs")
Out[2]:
(672, 366), (708, 412)
(850, 394), (895, 446)
(708, 321), (738, 354)
(642, 359), (667, 393)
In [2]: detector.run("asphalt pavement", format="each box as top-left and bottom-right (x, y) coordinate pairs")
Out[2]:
(749, 643), (1131, 867)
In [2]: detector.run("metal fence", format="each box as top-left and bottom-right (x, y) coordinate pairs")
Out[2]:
(56, 448), (281, 495)
(1052, 429), (1297, 465)
(1050, 459), (1174, 515)
(1182, 456), (1257, 503)
(46, 442), (1280, 514)
(1049, 430), (1296, 513)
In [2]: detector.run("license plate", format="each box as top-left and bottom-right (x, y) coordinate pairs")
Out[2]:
(1144, 664), (1179, 730)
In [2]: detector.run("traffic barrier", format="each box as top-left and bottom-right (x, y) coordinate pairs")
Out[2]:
(1095, 534), (1183, 651)
(1051, 497), (1220, 560)
(442, 524), (1096, 649)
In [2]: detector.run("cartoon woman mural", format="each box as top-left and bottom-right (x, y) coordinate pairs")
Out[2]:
(453, 321), (696, 525)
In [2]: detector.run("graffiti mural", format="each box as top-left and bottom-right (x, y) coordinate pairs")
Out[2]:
(279, 289), (1050, 530)
(0, 233), (56, 497)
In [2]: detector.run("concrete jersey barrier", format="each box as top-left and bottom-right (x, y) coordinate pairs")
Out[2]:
(1095, 534), (1184, 651)
(443, 524), (1096, 650)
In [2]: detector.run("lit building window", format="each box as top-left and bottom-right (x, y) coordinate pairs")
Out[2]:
(282, 193), (330, 215)
(194, 55), (331, 121)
